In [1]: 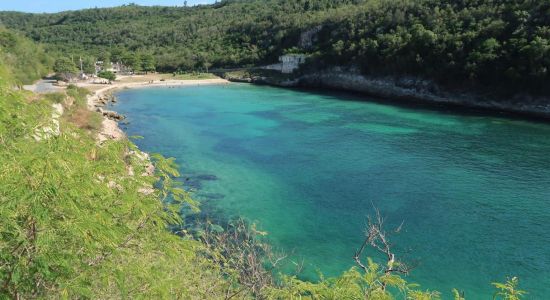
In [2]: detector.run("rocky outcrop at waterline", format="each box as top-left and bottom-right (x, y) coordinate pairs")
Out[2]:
(95, 107), (126, 121)
(222, 67), (550, 119)
(102, 110), (125, 121)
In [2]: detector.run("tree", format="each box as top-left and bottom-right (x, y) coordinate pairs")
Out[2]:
(196, 53), (212, 72)
(141, 54), (156, 74)
(53, 57), (78, 81)
(81, 56), (96, 75)
(131, 54), (143, 73)
(98, 70), (116, 82)
(203, 61), (212, 73)
(354, 207), (415, 291)
(110, 48), (127, 63)
(121, 52), (136, 68)
(102, 58), (113, 71)
(0, 27), (51, 84)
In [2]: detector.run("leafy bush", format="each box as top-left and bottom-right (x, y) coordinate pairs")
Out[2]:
(53, 57), (78, 81)
(43, 92), (66, 104)
(98, 70), (116, 81)
(0, 27), (51, 84)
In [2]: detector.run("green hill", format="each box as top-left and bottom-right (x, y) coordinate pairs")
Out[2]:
(0, 6), (534, 299)
(1, 0), (548, 94)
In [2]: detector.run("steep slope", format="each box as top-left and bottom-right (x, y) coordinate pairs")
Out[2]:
(0, 29), (249, 299)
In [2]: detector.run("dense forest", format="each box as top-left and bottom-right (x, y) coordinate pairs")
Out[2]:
(0, 28), (527, 299)
(0, 0), (549, 94)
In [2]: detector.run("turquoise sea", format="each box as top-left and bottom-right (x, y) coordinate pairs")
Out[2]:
(114, 83), (550, 298)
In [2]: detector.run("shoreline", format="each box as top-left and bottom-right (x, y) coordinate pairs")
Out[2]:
(80, 77), (229, 142)
(221, 69), (550, 122)
(82, 77), (229, 109)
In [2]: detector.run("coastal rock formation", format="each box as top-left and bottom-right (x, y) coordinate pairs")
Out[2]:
(225, 68), (550, 119)
(128, 150), (155, 177)
(102, 110), (125, 121)
(296, 68), (550, 118)
(97, 118), (125, 143)
(95, 94), (117, 106)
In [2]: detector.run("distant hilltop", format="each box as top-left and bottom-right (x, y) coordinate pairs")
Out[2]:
(1, 0), (548, 105)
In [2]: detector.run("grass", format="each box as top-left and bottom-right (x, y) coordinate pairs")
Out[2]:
(66, 107), (103, 131)
(43, 92), (66, 104)
(40, 85), (103, 133)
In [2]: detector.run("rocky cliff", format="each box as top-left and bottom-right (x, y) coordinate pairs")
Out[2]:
(224, 67), (550, 119)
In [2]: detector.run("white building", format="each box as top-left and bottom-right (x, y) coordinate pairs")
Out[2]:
(263, 54), (307, 74)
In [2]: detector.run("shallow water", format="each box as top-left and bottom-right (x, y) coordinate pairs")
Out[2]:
(114, 83), (550, 298)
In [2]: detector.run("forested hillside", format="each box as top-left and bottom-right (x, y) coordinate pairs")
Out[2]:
(0, 0), (353, 70)
(1, 0), (548, 94)
(0, 27), (527, 299)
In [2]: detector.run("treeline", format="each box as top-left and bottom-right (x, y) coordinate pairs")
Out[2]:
(1, 0), (548, 94)
(0, 0), (370, 71)
(310, 0), (550, 94)
(51, 50), (155, 82)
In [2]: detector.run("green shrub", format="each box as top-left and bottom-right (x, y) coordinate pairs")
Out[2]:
(0, 28), (51, 84)
(43, 92), (66, 104)
(98, 70), (116, 81)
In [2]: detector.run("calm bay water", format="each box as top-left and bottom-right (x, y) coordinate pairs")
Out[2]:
(114, 84), (550, 298)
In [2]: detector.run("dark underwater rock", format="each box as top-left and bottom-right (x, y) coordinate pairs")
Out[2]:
(195, 174), (218, 181)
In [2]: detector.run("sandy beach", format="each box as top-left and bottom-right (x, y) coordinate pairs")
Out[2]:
(79, 75), (229, 108)
(77, 74), (229, 142)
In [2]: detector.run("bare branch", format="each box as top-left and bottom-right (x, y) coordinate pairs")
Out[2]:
(354, 207), (415, 290)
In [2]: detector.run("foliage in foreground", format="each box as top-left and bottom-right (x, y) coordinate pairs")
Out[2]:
(0, 64), (248, 298)
(0, 27), (51, 84)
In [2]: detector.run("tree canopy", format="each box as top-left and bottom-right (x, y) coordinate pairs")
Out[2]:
(0, 0), (548, 94)
(0, 27), (51, 84)
(98, 70), (116, 81)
